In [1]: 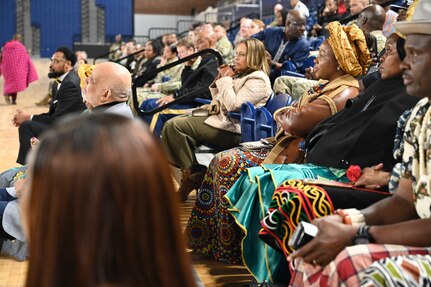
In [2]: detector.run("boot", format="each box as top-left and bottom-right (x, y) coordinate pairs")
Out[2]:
(35, 94), (51, 106)
(10, 94), (17, 105)
(4, 95), (10, 105)
(178, 167), (207, 202)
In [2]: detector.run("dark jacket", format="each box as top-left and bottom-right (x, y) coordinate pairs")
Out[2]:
(173, 54), (219, 104)
(305, 75), (419, 170)
(32, 70), (86, 125)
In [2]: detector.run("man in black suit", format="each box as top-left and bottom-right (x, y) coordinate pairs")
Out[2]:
(12, 46), (86, 164)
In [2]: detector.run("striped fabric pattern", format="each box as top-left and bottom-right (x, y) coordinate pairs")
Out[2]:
(360, 254), (431, 287)
(290, 244), (431, 286)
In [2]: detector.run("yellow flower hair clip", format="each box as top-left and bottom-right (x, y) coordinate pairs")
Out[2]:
(77, 64), (95, 88)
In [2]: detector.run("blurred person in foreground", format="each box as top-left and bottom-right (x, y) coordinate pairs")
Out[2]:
(21, 113), (196, 287)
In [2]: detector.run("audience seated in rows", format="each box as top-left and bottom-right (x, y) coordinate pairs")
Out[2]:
(0, 62), (134, 261)
(225, 32), (419, 283)
(289, 4), (431, 285)
(141, 30), (218, 136)
(162, 38), (272, 202)
(184, 21), (369, 275)
(255, 33), (418, 283)
(119, 40), (138, 69)
(21, 113), (196, 287)
(133, 43), (184, 114)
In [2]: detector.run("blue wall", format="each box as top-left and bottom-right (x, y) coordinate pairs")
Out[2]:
(0, 0), (17, 47)
(96, 0), (133, 42)
(31, 0), (82, 57)
(1, 0), (133, 57)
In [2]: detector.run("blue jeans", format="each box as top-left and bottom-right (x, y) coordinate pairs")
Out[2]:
(0, 188), (17, 239)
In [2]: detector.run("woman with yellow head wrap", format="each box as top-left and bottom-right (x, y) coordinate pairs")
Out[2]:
(326, 21), (370, 77)
(277, 21), (370, 139)
(184, 21), (371, 283)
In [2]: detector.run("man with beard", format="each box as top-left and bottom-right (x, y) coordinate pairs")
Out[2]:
(12, 46), (85, 164)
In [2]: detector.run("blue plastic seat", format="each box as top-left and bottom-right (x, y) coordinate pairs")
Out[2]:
(281, 55), (316, 77)
(263, 93), (292, 114)
(308, 36), (325, 51)
(239, 102), (256, 142)
(298, 55), (316, 74)
(194, 98), (211, 105)
(255, 107), (274, 140)
(255, 93), (293, 140)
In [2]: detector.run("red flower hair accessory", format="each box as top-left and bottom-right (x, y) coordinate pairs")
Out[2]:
(346, 165), (361, 183)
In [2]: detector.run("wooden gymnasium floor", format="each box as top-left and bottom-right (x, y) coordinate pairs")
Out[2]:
(0, 58), (253, 286)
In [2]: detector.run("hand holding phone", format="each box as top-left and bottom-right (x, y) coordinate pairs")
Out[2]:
(288, 221), (318, 250)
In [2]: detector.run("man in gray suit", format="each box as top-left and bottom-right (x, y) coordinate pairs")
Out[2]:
(0, 61), (134, 261)
(81, 61), (133, 118)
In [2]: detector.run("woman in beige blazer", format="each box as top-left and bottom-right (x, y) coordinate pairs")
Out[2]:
(162, 38), (272, 201)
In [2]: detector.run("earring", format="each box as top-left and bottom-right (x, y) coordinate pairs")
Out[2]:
(336, 66), (341, 71)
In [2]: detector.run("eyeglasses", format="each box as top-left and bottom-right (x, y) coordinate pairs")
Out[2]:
(50, 58), (66, 64)
(290, 21), (306, 28)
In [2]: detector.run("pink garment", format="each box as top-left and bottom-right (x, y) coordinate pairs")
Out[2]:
(0, 40), (38, 94)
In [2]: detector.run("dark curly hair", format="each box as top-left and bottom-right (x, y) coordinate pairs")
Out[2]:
(55, 46), (77, 66)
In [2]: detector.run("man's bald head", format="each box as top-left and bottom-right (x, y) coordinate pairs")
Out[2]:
(285, 10), (307, 39)
(196, 28), (217, 51)
(350, 0), (370, 15)
(83, 62), (131, 108)
(357, 4), (386, 32)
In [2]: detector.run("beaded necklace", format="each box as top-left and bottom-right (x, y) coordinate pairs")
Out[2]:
(307, 82), (328, 96)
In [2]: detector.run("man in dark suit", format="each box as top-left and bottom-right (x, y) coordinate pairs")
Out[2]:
(12, 46), (86, 164)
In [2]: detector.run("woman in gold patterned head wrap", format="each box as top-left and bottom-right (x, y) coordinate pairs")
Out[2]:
(275, 21), (370, 139)
(182, 22), (370, 285)
(326, 21), (371, 77)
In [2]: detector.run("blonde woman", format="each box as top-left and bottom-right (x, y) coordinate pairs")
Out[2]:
(162, 38), (272, 202)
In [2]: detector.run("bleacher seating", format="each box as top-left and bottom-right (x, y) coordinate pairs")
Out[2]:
(255, 93), (292, 140)
(281, 55), (316, 77)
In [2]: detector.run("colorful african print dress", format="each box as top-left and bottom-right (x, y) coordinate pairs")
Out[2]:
(258, 109), (413, 264)
(290, 98), (431, 286)
(184, 147), (270, 263)
(225, 163), (349, 282)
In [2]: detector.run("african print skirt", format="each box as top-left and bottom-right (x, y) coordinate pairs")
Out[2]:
(184, 146), (270, 264)
(225, 163), (348, 283)
(259, 180), (334, 257)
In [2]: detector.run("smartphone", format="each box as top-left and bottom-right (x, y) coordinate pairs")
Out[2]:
(288, 221), (318, 249)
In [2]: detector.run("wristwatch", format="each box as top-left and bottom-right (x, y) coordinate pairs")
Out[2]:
(353, 225), (375, 245)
